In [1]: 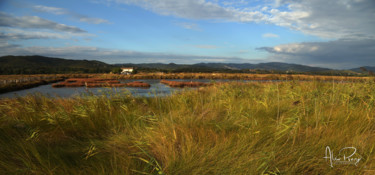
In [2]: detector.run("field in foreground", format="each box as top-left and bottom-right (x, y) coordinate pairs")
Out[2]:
(0, 81), (374, 174)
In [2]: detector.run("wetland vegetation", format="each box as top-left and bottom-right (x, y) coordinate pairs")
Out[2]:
(1, 80), (374, 174)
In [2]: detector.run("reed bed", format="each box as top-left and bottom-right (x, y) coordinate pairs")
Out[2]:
(0, 78), (64, 93)
(0, 74), (102, 93)
(2, 73), (372, 94)
(126, 81), (151, 88)
(52, 78), (151, 88)
(53, 78), (124, 88)
(0, 80), (374, 174)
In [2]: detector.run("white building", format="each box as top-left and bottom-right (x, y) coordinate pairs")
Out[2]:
(121, 67), (134, 74)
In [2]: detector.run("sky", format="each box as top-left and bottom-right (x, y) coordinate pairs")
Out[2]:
(0, 0), (374, 69)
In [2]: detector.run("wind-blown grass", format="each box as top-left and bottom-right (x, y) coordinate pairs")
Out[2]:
(0, 80), (374, 174)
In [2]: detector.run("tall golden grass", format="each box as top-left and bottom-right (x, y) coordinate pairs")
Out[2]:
(0, 80), (374, 174)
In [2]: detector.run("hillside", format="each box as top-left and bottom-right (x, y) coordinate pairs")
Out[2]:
(194, 62), (331, 72)
(0, 55), (371, 75)
(351, 66), (375, 73)
(0, 55), (113, 74)
(117, 62), (332, 72)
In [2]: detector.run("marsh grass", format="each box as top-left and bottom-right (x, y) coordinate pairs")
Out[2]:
(100, 72), (372, 82)
(0, 80), (374, 174)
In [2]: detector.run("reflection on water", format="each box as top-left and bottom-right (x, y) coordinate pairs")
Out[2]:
(0, 79), (243, 99)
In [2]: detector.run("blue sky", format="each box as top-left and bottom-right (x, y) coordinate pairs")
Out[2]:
(0, 0), (374, 68)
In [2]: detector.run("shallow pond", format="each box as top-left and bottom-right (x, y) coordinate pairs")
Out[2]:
(0, 79), (246, 98)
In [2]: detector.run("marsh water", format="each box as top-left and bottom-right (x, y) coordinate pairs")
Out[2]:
(0, 79), (248, 98)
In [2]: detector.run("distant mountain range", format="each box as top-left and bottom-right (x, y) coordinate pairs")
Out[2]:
(116, 62), (372, 75)
(0, 55), (373, 75)
(193, 62), (331, 72)
(116, 62), (333, 73)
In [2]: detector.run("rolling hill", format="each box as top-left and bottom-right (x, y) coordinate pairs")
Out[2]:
(193, 62), (331, 72)
(117, 62), (337, 74)
(350, 66), (375, 73)
(0, 55), (113, 74)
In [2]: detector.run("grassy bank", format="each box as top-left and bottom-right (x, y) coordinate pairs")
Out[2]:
(0, 78), (64, 94)
(0, 74), (99, 94)
(0, 80), (374, 174)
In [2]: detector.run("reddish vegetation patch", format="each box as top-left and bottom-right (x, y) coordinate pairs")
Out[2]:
(160, 80), (211, 88)
(52, 78), (125, 88)
(110, 84), (127, 87)
(51, 83), (65, 88)
(64, 83), (85, 87)
(126, 81), (151, 88)
(52, 78), (150, 88)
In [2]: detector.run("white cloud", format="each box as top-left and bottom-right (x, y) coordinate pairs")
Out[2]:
(0, 28), (94, 41)
(262, 33), (279, 38)
(0, 12), (86, 33)
(33, 5), (67, 15)
(264, 0), (375, 39)
(0, 12), (95, 44)
(79, 17), (110, 24)
(0, 31), (66, 40)
(33, 5), (111, 24)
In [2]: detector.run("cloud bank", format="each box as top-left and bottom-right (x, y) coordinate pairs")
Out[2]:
(107, 0), (375, 68)
(0, 12), (86, 33)
(258, 39), (375, 69)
